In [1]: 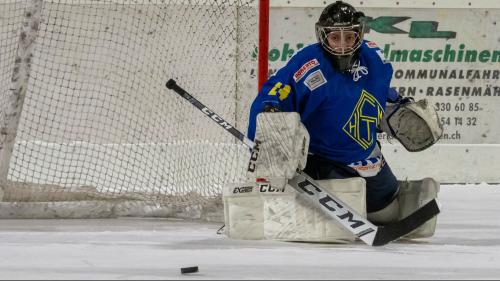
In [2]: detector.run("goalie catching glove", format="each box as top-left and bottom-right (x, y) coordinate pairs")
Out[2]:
(380, 98), (443, 152)
(247, 112), (310, 188)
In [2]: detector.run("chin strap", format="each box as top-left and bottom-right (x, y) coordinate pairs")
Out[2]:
(349, 60), (368, 81)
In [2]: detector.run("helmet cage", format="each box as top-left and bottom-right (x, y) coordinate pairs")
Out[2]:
(316, 24), (364, 57)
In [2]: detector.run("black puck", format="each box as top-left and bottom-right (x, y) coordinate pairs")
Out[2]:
(181, 266), (199, 274)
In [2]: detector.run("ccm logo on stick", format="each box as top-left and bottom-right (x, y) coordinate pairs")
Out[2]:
(247, 139), (262, 172)
(201, 107), (232, 130)
(297, 178), (376, 236)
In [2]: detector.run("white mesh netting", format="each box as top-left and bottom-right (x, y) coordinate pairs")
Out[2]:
(0, 0), (258, 219)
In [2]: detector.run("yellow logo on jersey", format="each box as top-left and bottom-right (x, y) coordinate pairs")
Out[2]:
(268, 82), (291, 101)
(342, 90), (384, 150)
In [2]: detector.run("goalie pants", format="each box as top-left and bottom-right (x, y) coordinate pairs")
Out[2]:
(303, 154), (399, 213)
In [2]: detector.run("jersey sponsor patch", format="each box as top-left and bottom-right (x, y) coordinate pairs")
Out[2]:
(304, 70), (327, 91)
(348, 156), (384, 177)
(367, 41), (378, 48)
(293, 59), (320, 82)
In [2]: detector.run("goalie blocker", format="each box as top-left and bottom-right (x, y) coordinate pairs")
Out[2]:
(247, 112), (309, 188)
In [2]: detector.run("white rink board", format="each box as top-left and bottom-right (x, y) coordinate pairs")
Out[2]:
(382, 144), (500, 183)
(237, 4), (500, 183)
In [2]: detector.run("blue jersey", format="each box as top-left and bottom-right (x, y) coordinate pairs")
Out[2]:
(248, 41), (396, 164)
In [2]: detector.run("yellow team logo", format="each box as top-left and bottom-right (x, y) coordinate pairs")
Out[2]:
(342, 90), (384, 150)
(268, 82), (291, 101)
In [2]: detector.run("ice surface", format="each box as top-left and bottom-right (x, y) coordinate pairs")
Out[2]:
(0, 185), (499, 280)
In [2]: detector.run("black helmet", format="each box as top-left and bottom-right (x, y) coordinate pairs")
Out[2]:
(315, 1), (365, 72)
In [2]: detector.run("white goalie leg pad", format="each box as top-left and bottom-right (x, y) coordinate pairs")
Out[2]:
(223, 178), (366, 243)
(381, 99), (443, 152)
(247, 112), (309, 188)
(367, 197), (399, 225)
(300, 178), (366, 243)
(398, 178), (440, 239)
(222, 182), (267, 240)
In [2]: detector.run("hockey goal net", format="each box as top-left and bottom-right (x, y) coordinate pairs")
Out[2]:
(0, 0), (260, 220)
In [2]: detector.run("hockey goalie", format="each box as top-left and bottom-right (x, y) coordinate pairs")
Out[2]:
(222, 1), (443, 243)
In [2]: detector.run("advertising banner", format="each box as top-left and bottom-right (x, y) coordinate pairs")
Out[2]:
(246, 5), (499, 183)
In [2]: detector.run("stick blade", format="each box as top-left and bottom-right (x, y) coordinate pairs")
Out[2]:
(372, 199), (440, 246)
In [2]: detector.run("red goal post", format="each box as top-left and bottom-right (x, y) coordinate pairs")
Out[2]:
(258, 0), (270, 91)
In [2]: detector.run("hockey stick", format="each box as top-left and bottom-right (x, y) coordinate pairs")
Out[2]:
(165, 79), (440, 246)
